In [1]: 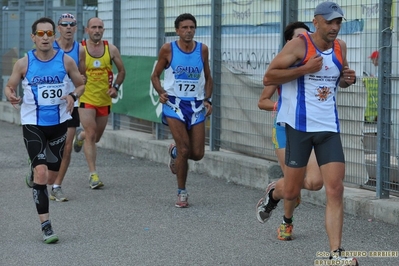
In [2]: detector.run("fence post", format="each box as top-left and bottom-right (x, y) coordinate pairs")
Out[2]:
(112, 0), (121, 130)
(76, 0), (84, 41)
(280, 0), (298, 49)
(0, 3), (3, 100)
(155, 0), (166, 140)
(44, 0), (53, 18)
(210, 0), (222, 151)
(376, 0), (393, 199)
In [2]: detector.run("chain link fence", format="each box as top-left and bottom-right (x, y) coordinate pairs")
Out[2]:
(1, 0), (398, 197)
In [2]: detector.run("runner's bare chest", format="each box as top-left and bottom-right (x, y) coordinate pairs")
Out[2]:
(87, 43), (106, 58)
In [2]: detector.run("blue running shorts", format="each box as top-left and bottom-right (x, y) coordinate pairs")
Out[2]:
(162, 96), (206, 130)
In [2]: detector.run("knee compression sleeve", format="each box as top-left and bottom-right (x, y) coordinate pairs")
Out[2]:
(32, 184), (49, 215)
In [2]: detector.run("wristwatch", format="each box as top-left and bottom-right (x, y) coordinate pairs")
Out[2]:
(68, 92), (78, 102)
(113, 84), (120, 91)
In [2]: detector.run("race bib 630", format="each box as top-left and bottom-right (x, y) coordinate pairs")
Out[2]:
(37, 83), (67, 106)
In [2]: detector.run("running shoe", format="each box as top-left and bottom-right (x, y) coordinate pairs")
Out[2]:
(42, 221), (59, 244)
(50, 187), (68, 202)
(256, 181), (278, 223)
(89, 173), (104, 189)
(26, 159), (34, 188)
(329, 248), (359, 266)
(277, 222), (293, 241)
(73, 127), (84, 152)
(168, 143), (177, 174)
(175, 191), (189, 208)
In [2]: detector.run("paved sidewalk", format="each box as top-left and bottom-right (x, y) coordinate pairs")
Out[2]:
(97, 126), (399, 227)
(0, 120), (398, 266)
(1, 102), (398, 226)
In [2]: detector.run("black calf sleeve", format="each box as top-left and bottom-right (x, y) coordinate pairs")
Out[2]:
(32, 184), (49, 215)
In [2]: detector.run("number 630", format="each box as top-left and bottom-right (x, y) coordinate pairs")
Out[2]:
(42, 89), (63, 99)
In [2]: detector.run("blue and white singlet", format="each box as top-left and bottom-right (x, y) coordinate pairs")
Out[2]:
(53, 40), (79, 66)
(163, 41), (206, 101)
(21, 49), (70, 126)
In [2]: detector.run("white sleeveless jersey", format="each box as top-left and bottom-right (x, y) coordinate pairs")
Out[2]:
(21, 49), (71, 126)
(163, 41), (206, 101)
(276, 32), (344, 133)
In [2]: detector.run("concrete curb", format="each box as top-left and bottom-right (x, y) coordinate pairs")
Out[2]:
(1, 101), (398, 225)
(97, 125), (399, 226)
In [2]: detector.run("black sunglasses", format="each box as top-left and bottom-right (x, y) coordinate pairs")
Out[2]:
(59, 21), (77, 27)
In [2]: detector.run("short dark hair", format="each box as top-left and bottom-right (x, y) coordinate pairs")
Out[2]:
(283, 21), (310, 42)
(32, 17), (55, 34)
(174, 13), (197, 29)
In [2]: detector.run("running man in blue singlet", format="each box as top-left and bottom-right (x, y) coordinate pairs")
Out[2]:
(264, 2), (358, 265)
(151, 13), (213, 208)
(256, 22), (323, 241)
(49, 13), (86, 201)
(4, 17), (85, 243)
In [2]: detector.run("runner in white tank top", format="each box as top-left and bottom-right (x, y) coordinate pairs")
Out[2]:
(263, 2), (359, 264)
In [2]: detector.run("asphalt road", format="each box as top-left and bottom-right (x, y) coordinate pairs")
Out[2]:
(0, 121), (398, 266)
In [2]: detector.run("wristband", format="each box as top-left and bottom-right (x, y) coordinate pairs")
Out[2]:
(344, 76), (356, 87)
(113, 84), (120, 91)
(273, 101), (277, 111)
(205, 98), (212, 105)
(68, 92), (77, 102)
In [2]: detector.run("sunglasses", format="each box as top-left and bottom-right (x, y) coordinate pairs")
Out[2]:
(34, 30), (55, 37)
(59, 21), (77, 27)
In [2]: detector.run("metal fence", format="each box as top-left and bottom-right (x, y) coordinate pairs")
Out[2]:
(1, 0), (398, 198)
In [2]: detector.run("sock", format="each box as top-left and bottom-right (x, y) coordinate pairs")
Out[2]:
(177, 188), (186, 195)
(269, 189), (280, 203)
(52, 184), (60, 189)
(41, 220), (51, 230)
(171, 146), (177, 159)
(33, 184), (49, 215)
(330, 248), (344, 259)
(283, 215), (293, 224)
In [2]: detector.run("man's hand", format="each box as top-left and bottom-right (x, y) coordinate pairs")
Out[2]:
(61, 94), (74, 114)
(107, 87), (118, 99)
(341, 66), (356, 85)
(204, 100), (212, 116)
(6, 86), (22, 109)
(158, 91), (169, 104)
(304, 54), (323, 74)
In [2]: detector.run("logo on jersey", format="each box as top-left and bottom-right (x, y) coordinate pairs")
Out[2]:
(31, 76), (62, 85)
(315, 86), (332, 102)
(93, 60), (102, 68)
(174, 65), (201, 79)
